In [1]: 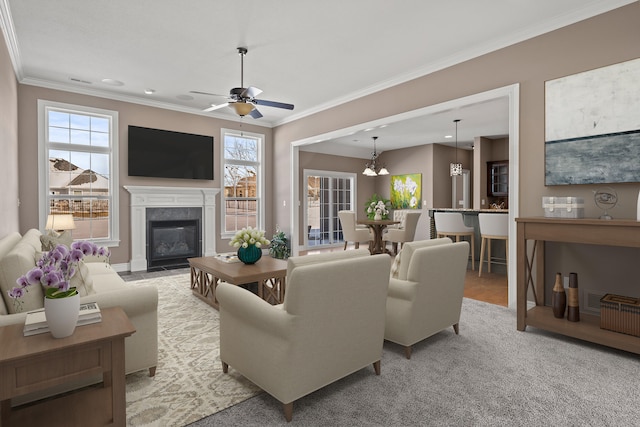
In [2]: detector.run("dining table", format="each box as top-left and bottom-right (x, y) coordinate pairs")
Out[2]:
(357, 218), (400, 255)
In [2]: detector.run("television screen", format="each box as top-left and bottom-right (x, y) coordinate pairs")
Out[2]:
(128, 126), (214, 180)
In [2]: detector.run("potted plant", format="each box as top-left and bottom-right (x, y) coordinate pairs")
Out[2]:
(269, 227), (291, 259)
(229, 227), (270, 264)
(365, 194), (391, 220)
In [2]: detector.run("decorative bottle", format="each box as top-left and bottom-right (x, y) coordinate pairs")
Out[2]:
(567, 272), (580, 322)
(551, 272), (566, 319)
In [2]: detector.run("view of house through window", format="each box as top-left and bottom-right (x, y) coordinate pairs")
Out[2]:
(223, 130), (263, 234)
(305, 171), (356, 247)
(40, 101), (118, 243)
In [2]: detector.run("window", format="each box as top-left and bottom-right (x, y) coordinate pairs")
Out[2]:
(221, 129), (264, 236)
(38, 100), (119, 246)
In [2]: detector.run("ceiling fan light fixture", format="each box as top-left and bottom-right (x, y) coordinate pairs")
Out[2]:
(231, 102), (255, 117)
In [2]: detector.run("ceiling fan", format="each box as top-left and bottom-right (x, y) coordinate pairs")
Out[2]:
(191, 47), (294, 119)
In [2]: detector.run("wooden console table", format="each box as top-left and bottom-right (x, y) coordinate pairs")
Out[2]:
(0, 307), (135, 426)
(516, 217), (640, 355)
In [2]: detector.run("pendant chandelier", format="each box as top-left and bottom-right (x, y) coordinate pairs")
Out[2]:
(363, 136), (389, 176)
(450, 119), (463, 176)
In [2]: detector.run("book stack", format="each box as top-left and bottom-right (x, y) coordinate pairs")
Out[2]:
(215, 252), (240, 263)
(23, 302), (102, 336)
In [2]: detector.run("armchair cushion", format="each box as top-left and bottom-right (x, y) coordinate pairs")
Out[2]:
(397, 238), (452, 280)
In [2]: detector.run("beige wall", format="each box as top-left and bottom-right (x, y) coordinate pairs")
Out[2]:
(16, 85), (274, 264)
(273, 4), (640, 232)
(0, 28), (19, 238)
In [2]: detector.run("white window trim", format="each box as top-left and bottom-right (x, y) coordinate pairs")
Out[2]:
(37, 99), (120, 247)
(220, 128), (265, 239)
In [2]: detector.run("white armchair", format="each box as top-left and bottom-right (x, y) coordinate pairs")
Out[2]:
(383, 211), (421, 255)
(385, 238), (469, 359)
(338, 210), (371, 250)
(218, 249), (391, 422)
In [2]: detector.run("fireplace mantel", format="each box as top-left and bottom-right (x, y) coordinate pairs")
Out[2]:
(124, 186), (220, 271)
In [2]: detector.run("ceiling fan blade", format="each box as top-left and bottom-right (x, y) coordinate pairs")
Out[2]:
(253, 99), (294, 110)
(249, 108), (263, 119)
(242, 86), (263, 99)
(190, 90), (227, 97)
(203, 102), (229, 112)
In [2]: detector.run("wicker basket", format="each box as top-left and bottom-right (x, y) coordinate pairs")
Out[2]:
(600, 294), (640, 337)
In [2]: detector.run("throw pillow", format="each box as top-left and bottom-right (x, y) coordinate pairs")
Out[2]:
(390, 251), (401, 279)
(0, 242), (44, 313)
(40, 231), (73, 251)
(70, 260), (96, 297)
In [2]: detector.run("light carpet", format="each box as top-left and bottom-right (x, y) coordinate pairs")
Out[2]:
(125, 273), (260, 426)
(191, 296), (640, 426)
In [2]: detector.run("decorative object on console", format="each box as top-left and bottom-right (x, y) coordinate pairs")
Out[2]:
(229, 227), (270, 265)
(567, 272), (580, 322)
(542, 196), (584, 219)
(593, 187), (618, 220)
(269, 227), (291, 259)
(390, 174), (422, 209)
(600, 294), (640, 337)
(365, 194), (390, 220)
(551, 272), (566, 319)
(450, 119), (463, 176)
(362, 136), (389, 176)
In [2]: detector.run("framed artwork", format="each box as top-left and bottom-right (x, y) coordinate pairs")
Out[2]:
(390, 173), (422, 209)
(545, 57), (640, 185)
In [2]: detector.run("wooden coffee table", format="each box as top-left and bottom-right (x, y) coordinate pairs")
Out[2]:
(0, 307), (135, 426)
(189, 255), (287, 309)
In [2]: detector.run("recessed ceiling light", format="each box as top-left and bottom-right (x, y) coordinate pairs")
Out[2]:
(176, 94), (194, 101)
(144, 89), (155, 95)
(445, 135), (453, 139)
(101, 78), (124, 86)
(364, 128), (375, 132)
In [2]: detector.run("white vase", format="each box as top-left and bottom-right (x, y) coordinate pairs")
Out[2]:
(44, 293), (80, 338)
(374, 213), (382, 221)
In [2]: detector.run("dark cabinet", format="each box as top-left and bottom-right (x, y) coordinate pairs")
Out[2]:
(488, 160), (508, 197)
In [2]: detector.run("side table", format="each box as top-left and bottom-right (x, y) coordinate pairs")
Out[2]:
(0, 306), (136, 426)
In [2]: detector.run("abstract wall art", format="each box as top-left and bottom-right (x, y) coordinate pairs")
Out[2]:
(545, 57), (640, 185)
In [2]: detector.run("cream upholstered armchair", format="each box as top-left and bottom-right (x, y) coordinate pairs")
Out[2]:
(385, 238), (469, 359)
(217, 249), (391, 422)
(338, 210), (371, 250)
(383, 211), (421, 255)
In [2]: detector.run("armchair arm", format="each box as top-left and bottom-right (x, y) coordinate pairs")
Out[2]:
(387, 277), (418, 301)
(217, 283), (295, 339)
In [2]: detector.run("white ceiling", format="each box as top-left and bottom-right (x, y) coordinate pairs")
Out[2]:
(1, 0), (634, 156)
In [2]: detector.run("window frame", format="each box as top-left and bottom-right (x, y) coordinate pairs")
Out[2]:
(37, 100), (120, 247)
(220, 128), (265, 238)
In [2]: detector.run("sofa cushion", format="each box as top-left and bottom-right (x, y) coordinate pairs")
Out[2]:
(40, 230), (72, 251)
(0, 240), (43, 314)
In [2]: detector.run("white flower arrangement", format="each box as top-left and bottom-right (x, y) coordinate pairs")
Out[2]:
(365, 194), (391, 220)
(229, 226), (270, 249)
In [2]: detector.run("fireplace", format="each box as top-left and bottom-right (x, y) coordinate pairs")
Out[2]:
(147, 219), (201, 270)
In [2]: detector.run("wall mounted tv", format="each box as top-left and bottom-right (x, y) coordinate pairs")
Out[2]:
(128, 125), (214, 180)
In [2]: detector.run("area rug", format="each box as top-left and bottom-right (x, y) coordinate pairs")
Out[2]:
(125, 273), (261, 426)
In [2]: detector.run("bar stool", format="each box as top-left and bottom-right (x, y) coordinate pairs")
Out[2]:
(434, 212), (475, 270)
(478, 213), (508, 277)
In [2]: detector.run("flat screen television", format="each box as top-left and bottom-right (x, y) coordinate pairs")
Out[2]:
(128, 125), (214, 180)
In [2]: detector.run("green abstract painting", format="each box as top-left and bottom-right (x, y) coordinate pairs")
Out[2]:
(390, 174), (422, 209)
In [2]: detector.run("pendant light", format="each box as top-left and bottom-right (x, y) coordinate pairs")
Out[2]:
(450, 119), (463, 176)
(363, 136), (389, 176)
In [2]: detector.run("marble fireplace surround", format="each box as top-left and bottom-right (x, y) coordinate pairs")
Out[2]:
(124, 186), (220, 272)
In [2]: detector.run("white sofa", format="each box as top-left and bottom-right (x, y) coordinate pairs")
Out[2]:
(0, 229), (158, 379)
(218, 249), (391, 422)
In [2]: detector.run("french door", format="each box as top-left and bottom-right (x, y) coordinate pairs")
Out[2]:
(304, 170), (357, 248)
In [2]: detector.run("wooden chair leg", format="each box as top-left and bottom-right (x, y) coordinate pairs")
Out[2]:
(487, 238), (492, 273)
(392, 242), (398, 254)
(373, 360), (381, 375)
(470, 233), (475, 270)
(343, 241), (347, 250)
(283, 402), (293, 422)
(479, 237), (486, 277)
(148, 366), (157, 377)
(355, 242), (360, 249)
(404, 346), (412, 359)
(222, 361), (229, 373)
(453, 323), (459, 335)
